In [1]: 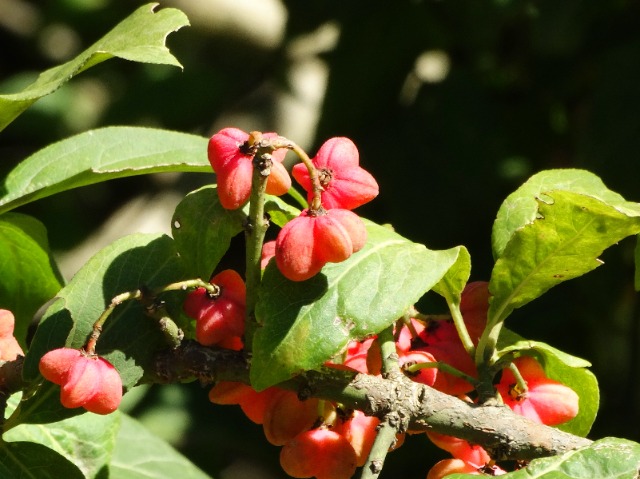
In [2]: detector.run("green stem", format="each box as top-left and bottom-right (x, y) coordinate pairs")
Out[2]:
(475, 319), (504, 367)
(507, 362), (528, 395)
(378, 326), (400, 377)
(159, 278), (219, 296)
(243, 140), (272, 353)
(404, 361), (479, 387)
(286, 140), (323, 212)
(85, 278), (218, 355)
(359, 414), (401, 479)
(448, 301), (476, 358)
(413, 313), (451, 322)
(85, 289), (142, 355)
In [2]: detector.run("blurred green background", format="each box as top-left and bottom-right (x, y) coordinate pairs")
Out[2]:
(2, 0), (640, 477)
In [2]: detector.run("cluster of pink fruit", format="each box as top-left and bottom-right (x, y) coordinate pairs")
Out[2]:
(195, 130), (580, 478)
(183, 272), (396, 479)
(31, 128), (581, 479)
(181, 261), (579, 479)
(208, 127), (379, 281)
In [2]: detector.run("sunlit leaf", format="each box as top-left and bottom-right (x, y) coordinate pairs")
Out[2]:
(0, 4), (189, 132)
(488, 190), (640, 327)
(492, 169), (640, 259)
(0, 127), (209, 214)
(431, 246), (471, 306)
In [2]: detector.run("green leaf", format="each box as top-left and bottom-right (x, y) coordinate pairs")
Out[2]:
(251, 221), (463, 391)
(263, 195), (302, 228)
(23, 233), (187, 393)
(492, 169), (640, 259)
(4, 395), (120, 478)
(448, 437), (640, 479)
(431, 246), (471, 305)
(0, 127), (209, 214)
(488, 190), (640, 327)
(498, 331), (598, 437)
(110, 413), (212, 479)
(0, 213), (63, 347)
(172, 186), (246, 280)
(6, 382), (84, 428)
(0, 441), (84, 479)
(0, 4), (189, 132)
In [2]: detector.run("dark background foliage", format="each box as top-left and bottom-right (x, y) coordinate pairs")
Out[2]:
(2, 1), (640, 477)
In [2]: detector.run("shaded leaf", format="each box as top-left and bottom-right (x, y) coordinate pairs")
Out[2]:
(263, 195), (302, 228)
(110, 413), (212, 479)
(0, 441), (84, 479)
(0, 127), (209, 214)
(172, 186), (245, 280)
(488, 190), (640, 327)
(0, 213), (63, 347)
(23, 233), (187, 394)
(492, 169), (640, 259)
(448, 437), (640, 479)
(4, 394), (120, 478)
(251, 221), (463, 390)
(498, 331), (598, 437)
(0, 4), (188, 132)
(5, 382), (84, 429)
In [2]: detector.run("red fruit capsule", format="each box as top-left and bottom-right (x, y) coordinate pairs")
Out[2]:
(183, 269), (246, 346)
(208, 128), (291, 210)
(427, 459), (482, 479)
(336, 410), (380, 467)
(39, 347), (83, 385)
(496, 356), (579, 426)
(399, 350), (438, 387)
(39, 348), (122, 415)
(292, 137), (379, 210)
(262, 390), (320, 445)
(279, 428), (357, 479)
(0, 309), (23, 361)
(275, 208), (367, 281)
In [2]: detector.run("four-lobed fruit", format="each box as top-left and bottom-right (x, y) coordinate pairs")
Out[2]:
(208, 128), (291, 210)
(39, 348), (123, 415)
(292, 137), (379, 210)
(496, 356), (579, 426)
(275, 208), (367, 281)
